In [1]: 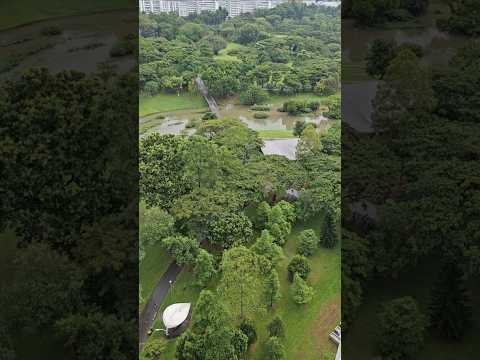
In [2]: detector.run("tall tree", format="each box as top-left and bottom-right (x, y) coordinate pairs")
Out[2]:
(264, 269), (281, 308)
(321, 210), (338, 248)
(429, 261), (472, 340)
(194, 249), (217, 287)
(290, 273), (313, 304)
(218, 246), (264, 320)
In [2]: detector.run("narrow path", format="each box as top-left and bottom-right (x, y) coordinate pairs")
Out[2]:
(195, 76), (220, 116)
(139, 261), (182, 350)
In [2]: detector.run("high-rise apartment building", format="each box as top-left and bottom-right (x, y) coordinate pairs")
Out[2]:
(140, 0), (288, 17)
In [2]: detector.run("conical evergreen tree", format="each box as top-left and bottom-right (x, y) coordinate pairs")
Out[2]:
(429, 261), (472, 340)
(321, 209), (337, 248)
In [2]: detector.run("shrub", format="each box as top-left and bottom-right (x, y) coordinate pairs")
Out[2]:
(251, 104), (270, 111)
(240, 84), (269, 105)
(202, 112), (217, 120)
(267, 316), (285, 338)
(291, 273), (314, 304)
(239, 319), (257, 346)
(156, 114), (165, 120)
(265, 337), (285, 360)
(142, 338), (166, 359)
(287, 255), (311, 281)
(254, 112), (268, 119)
(297, 229), (318, 257)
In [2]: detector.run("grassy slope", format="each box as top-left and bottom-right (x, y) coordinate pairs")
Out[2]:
(139, 93), (207, 117)
(0, 0), (132, 30)
(252, 219), (340, 360)
(139, 241), (173, 310)
(152, 218), (341, 360)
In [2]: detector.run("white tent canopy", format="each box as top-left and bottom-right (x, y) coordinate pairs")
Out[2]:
(162, 303), (191, 329)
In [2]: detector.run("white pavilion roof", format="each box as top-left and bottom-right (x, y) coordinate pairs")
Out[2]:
(162, 303), (191, 329)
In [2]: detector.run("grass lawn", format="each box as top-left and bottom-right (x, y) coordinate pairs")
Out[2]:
(139, 241), (173, 311)
(257, 129), (295, 139)
(0, 0), (131, 30)
(139, 93), (206, 117)
(251, 218), (341, 360)
(344, 257), (480, 360)
(214, 42), (245, 62)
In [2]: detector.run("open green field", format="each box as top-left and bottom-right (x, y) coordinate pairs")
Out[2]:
(139, 93), (207, 117)
(214, 42), (245, 62)
(139, 241), (173, 311)
(344, 258), (480, 360)
(148, 217), (341, 360)
(257, 129), (295, 139)
(0, 0), (132, 30)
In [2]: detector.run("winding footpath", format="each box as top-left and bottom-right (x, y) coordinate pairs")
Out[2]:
(139, 261), (182, 350)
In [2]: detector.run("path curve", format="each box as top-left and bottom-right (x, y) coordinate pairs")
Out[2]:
(139, 261), (182, 350)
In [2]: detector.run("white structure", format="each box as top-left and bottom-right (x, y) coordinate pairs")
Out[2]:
(329, 324), (341, 360)
(140, 0), (289, 17)
(162, 303), (191, 336)
(140, 0), (179, 13)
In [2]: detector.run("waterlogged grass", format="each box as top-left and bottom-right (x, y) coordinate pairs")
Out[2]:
(0, 0), (132, 30)
(257, 129), (295, 139)
(139, 93), (207, 117)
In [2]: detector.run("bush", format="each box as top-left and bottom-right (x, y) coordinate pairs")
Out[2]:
(202, 112), (217, 120)
(287, 255), (311, 281)
(239, 319), (257, 346)
(240, 84), (269, 105)
(254, 112), (268, 119)
(265, 337), (285, 360)
(251, 104), (270, 111)
(297, 229), (318, 257)
(156, 114), (165, 120)
(267, 316), (285, 338)
(291, 273), (314, 304)
(142, 338), (166, 359)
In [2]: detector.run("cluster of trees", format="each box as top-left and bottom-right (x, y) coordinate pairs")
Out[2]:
(437, 0), (480, 36)
(281, 99), (320, 115)
(0, 69), (138, 358)
(139, 4), (339, 97)
(343, 37), (480, 356)
(343, 0), (429, 25)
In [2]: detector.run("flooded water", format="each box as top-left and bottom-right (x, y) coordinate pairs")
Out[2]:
(343, 17), (467, 67)
(262, 138), (299, 160)
(0, 10), (136, 78)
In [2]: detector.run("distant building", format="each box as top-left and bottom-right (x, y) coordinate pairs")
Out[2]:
(140, 0), (290, 17)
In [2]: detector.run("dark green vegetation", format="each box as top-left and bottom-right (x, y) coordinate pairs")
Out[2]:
(436, 0), (480, 35)
(343, 0), (429, 26)
(343, 7), (480, 357)
(139, 4), (339, 101)
(139, 113), (340, 359)
(0, 69), (138, 359)
(0, 0), (132, 30)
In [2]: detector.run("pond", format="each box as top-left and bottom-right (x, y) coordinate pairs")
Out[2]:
(262, 138), (299, 160)
(139, 97), (332, 137)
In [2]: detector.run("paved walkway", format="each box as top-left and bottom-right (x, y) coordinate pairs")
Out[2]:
(139, 261), (182, 350)
(195, 76), (220, 116)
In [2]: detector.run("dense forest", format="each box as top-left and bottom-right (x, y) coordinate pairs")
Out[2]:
(139, 3), (340, 99)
